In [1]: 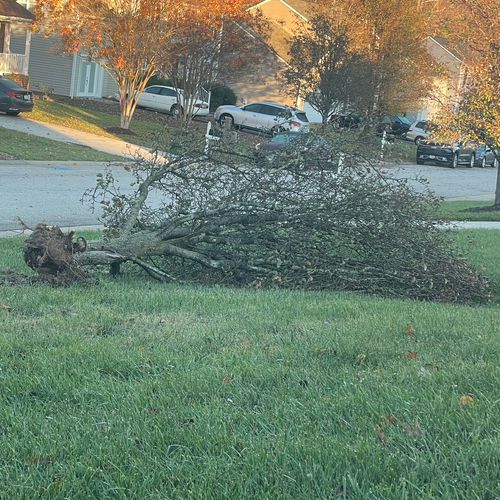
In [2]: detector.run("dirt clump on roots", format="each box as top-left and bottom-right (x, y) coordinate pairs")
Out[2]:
(23, 225), (88, 285)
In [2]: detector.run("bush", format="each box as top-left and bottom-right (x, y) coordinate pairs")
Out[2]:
(205, 82), (237, 112)
(147, 75), (174, 87)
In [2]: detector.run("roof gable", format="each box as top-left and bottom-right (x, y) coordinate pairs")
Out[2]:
(249, 0), (310, 62)
(0, 0), (35, 21)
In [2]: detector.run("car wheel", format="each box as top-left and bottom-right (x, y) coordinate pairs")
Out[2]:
(414, 136), (424, 145)
(170, 104), (183, 117)
(218, 113), (234, 129)
(6, 111), (20, 116)
(480, 157), (486, 168)
(492, 158), (499, 168)
(468, 154), (475, 168)
(450, 153), (458, 168)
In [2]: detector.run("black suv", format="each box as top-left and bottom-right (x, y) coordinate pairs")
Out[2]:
(376, 115), (412, 137)
(0, 76), (34, 116)
(416, 142), (477, 168)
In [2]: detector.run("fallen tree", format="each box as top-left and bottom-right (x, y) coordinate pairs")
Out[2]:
(22, 132), (491, 303)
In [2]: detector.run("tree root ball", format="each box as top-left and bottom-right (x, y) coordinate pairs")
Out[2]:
(23, 225), (88, 285)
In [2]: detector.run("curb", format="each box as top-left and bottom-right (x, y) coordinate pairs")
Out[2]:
(0, 224), (105, 239)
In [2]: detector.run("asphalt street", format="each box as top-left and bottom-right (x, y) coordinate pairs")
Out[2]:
(382, 162), (497, 201)
(0, 160), (497, 232)
(0, 161), (133, 231)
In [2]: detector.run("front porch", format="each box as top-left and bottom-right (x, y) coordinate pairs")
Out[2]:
(0, 51), (29, 75)
(0, 0), (34, 76)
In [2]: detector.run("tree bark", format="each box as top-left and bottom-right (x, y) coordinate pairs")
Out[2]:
(495, 162), (500, 206)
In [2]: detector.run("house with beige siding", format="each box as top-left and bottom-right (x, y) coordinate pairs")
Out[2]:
(223, 0), (310, 106)
(13, 0), (117, 98)
(229, 0), (465, 122)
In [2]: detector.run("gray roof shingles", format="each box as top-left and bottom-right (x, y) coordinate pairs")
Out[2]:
(0, 0), (35, 21)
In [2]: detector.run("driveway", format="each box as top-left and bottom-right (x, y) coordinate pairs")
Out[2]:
(0, 114), (152, 159)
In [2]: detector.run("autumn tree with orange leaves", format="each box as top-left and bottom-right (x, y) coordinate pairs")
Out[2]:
(434, 0), (500, 206)
(309, 0), (439, 120)
(34, 0), (253, 130)
(159, 0), (256, 129)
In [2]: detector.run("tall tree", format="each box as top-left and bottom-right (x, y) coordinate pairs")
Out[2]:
(160, 0), (255, 129)
(312, 0), (439, 119)
(35, 0), (178, 130)
(283, 16), (371, 124)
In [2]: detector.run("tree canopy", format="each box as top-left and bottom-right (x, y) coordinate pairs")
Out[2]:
(35, 0), (252, 129)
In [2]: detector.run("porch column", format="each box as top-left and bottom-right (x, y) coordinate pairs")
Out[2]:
(24, 28), (31, 75)
(3, 22), (11, 54)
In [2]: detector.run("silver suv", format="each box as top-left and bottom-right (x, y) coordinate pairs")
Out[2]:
(214, 102), (310, 134)
(406, 120), (431, 144)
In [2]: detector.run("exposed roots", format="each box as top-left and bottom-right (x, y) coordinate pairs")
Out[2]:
(23, 225), (88, 285)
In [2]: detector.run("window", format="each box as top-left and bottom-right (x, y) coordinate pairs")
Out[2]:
(145, 87), (162, 95)
(243, 104), (262, 113)
(398, 116), (412, 126)
(259, 104), (282, 116)
(295, 112), (309, 123)
(416, 121), (427, 129)
(160, 87), (177, 97)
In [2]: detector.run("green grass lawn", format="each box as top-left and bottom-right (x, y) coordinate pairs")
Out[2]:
(30, 100), (172, 147)
(439, 200), (500, 222)
(0, 127), (125, 162)
(0, 230), (498, 498)
(383, 138), (416, 163)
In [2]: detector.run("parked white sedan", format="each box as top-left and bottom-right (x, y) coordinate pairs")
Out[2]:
(214, 102), (310, 134)
(118, 85), (210, 117)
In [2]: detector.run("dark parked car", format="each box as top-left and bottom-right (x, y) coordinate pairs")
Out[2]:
(416, 141), (477, 168)
(330, 113), (362, 129)
(0, 76), (34, 116)
(377, 115), (412, 137)
(473, 145), (499, 168)
(255, 132), (336, 169)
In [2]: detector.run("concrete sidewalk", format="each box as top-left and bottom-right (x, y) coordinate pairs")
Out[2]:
(445, 221), (500, 230)
(0, 114), (154, 159)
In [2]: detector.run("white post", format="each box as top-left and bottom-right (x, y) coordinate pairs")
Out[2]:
(338, 152), (345, 173)
(3, 22), (11, 54)
(24, 28), (31, 76)
(205, 121), (212, 155)
(381, 130), (387, 161)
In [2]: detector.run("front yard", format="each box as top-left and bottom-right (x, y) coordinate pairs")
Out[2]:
(0, 127), (125, 162)
(29, 96), (199, 148)
(0, 229), (498, 498)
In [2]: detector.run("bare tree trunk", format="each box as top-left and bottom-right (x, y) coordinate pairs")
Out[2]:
(495, 161), (500, 206)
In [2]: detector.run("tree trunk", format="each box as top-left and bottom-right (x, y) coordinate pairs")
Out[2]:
(23, 225), (228, 285)
(495, 161), (500, 206)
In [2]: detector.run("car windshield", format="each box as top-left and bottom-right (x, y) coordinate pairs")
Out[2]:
(398, 116), (412, 126)
(270, 133), (301, 144)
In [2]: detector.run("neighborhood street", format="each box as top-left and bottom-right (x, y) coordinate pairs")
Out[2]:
(0, 161), (131, 231)
(0, 159), (496, 232)
(383, 162), (497, 201)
